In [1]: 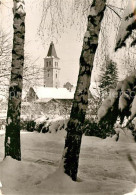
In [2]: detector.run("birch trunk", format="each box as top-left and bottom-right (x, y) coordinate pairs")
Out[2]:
(63, 0), (106, 181)
(5, 0), (26, 160)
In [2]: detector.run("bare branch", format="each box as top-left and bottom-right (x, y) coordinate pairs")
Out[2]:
(106, 5), (122, 19)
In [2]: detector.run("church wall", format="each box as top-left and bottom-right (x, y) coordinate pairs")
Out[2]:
(44, 58), (60, 88)
(53, 59), (60, 88)
(44, 58), (53, 87)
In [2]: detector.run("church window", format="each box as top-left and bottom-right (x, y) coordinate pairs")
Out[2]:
(46, 62), (48, 67)
(49, 61), (51, 65)
(56, 74), (57, 78)
(55, 62), (58, 67)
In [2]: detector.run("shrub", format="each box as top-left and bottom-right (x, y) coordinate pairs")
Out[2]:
(35, 121), (49, 133)
(83, 119), (116, 139)
(20, 119), (28, 130)
(26, 120), (36, 132)
(35, 123), (44, 133)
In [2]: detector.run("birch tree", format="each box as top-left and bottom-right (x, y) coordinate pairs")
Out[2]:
(62, 0), (106, 181)
(5, 0), (26, 160)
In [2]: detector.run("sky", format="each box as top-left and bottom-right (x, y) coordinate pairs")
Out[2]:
(0, 0), (85, 87)
(0, 0), (135, 89)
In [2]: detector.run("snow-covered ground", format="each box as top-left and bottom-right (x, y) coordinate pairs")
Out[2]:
(0, 130), (136, 195)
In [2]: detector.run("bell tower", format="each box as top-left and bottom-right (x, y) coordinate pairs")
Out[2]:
(44, 42), (60, 88)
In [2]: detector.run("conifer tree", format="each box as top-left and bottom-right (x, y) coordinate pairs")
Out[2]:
(99, 56), (118, 97)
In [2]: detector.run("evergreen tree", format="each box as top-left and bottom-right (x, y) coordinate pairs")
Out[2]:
(99, 56), (118, 97)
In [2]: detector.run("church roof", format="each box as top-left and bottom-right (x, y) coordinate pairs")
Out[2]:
(47, 42), (59, 58)
(31, 87), (74, 102)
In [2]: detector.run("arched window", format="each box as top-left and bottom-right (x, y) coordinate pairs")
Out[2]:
(56, 74), (57, 78)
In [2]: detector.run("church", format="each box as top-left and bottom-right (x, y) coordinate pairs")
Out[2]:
(25, 42), (74, 103)
(44, 41), (60, 88)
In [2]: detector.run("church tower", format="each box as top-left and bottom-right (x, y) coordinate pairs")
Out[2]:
(44, 42), (60, 88)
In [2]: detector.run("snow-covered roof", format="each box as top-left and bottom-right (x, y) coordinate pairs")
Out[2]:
(32, 87), (74, 100)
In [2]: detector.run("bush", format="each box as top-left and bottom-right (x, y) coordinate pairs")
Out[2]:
(42, 125), (49, 133)
(127, 122), (136, 141)
(35, 121), (49, 133)
(35, 123), (44, 133)
(20, 120), (28, 130)
(26, 120), (36, 132)
(20, 120), (36, 132)
(83, 119), (116, 139)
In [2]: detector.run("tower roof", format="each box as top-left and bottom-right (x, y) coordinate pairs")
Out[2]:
(47, 42), (58, 58)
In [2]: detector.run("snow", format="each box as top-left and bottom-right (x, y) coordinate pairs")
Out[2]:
(130, 96), (136, 121)
(97, 94), (117, 121)
(125, 188), (136, 195)
(97, 97), (111, 121)
(89, 82), (101, 97)
(35, 115), (47, 123)
(106, 128), (135, 143)
(98, 73), (136, 122)
(0, 130), (136, 194)
(32, 87), (74, 100)
(46, 118), (68, 133)
(119, 94), (128, 112)
(115, 0), (136, 50)
(35, 116), (68, 134)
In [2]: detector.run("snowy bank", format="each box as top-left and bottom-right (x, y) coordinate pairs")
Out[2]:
(0, 131), (136, 194)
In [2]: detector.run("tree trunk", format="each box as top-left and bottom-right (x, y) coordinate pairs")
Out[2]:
(4, 0), (26, 161)
(63, 0), (106, 181)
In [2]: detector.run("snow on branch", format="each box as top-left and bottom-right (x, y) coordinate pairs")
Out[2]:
(115, 0), (136, 51)
(98, 71), (136, 126)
